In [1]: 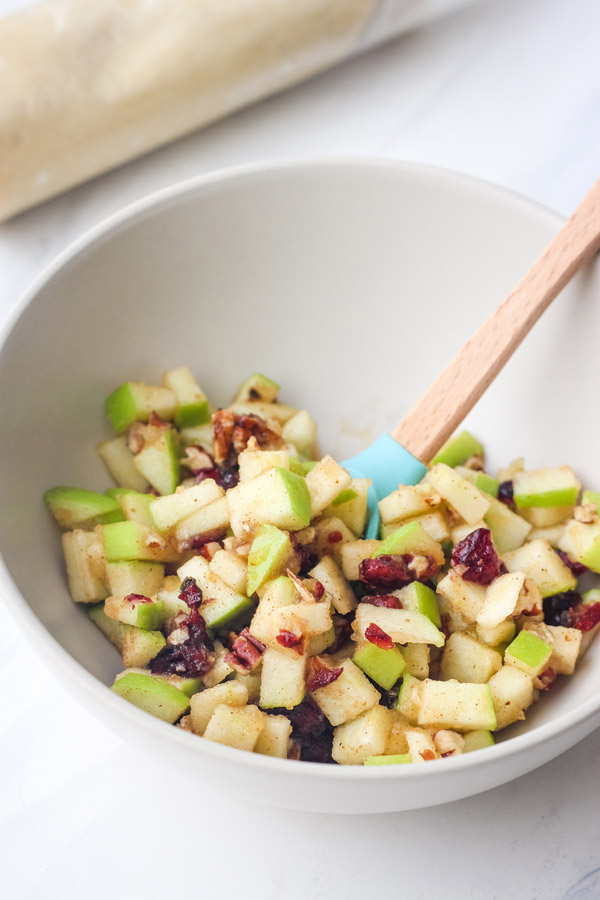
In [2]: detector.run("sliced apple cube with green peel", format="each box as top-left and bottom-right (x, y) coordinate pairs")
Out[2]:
(150, 480), (224, 532)
(503, 539), (576, 597)
(397, 673), (423, 724)
(121, 625), (166, 667)
(417, 680), (497, 731)
(364, 753), (412, 766)
(305, 456), (352, 517)
(310, 659), (380, 726)
(105, 593), (167, 630)
(559, 519), (600, 573)
(259, 648), (305, 709)
(177, 555), (254, 631)
(436, 569), (487, 624)
(520, 505), (574, 528)
(157, 575), (189, 618)
(106, 381), (176, 433)
(45, 486), (124, 529)
(233, 372), (280, 404)
(110, 490), (155, 527)
(426, 464), (490, 524)
(103, 521), (179, 563)
(394, 511), (450, 543)
(179, 421), (214, 452)
(209, 550), (248, 595)
(114, 668), (202, 698)
(282, 410), (318, 456)
(583, 490), (600, 513)
(354, 605), (445, 647)
(309, 556), (356, 614)
(133, 429), (181, 496)
(483, 494), (532, 553)
(111, 671), (189, 723)
(373, 520), (445, 568)
(255, 714), (293, 758)
(62, 529), (108, 603)
(231, 669), (262, 703)
(440, 632), (502, 683)
(238, 448), (290, 482)
(522, 622), (582, 675)
(488, 666), (534, 729)
(430, 430), (484, 468)
(462, 730), (495, 752)
(174, 497), (230, 543)
(246, 524), (293, 595)
(203, 703), (265, 752)
(227, 467), (311, 537)
(98, 435), (150, 492)
(354, 641), (406, 690)
(323, 478), (370, 536)
(378, 483), (442, 525)
(513, 465), (580, 509)
(202, 639), (235, 688)
(476, 619), (516, 649)
(332, 704), (392, 765)
(400, 643), (430, 679)
(190, 682), (249, 735)
(396, 581), (441, 628)
(162, 366), (210, 428)
(504, 630), (552, 677)
(306, 625), (336, 656)
(87, 602), (124, 649)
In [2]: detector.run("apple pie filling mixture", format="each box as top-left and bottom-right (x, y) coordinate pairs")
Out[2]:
(44, 369), (600, 765)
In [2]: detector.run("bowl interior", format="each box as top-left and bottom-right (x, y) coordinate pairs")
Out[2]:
(1, 161), (599, 740)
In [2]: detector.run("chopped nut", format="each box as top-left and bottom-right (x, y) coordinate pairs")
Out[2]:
(574, 503), (598, 524)
(464, 456), (485, 471)
(433, 730), (465, 756)
(181, 446), (214, 472)
(178, 715), (193, 732)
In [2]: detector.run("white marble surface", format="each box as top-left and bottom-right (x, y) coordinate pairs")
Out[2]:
(2, 0), (600, 897)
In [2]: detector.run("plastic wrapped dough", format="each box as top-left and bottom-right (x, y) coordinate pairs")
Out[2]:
(0, 0), (484, 220)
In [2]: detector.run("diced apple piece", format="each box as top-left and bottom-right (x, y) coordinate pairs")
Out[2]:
(231, 669), (262, 702)
(353, 641), (406, 690)
(476, 619), (516, 649)
(270, 600), (332, 645)
(203, 703), (265, 751)
(417, 680), (497, 731)
(238, 449), (290, 482)
(62, 529), (108, 603)
(201, 639), (234, 688)
(255, 714), (292, 758)
(364, 753), (411, 766)
(431, 430), (484, 468)
(98, 435), (150, 492)
(462, 730), (495, 752)
(433, 730), (465, 757)
(400, 644), (430, 679)
(45, 487), (123, 529)
(111, 490), (154, 527)
(374, 520), (444, 568)
(436, 569), (486, 624)
(354, 605), (445, 647)
(227, 467), (311, 538)
(456, 467), (500, 499)
(246, 524), (293, 595)
(332, 704), (392, 765)
(162, 366), (210, 428)
(310, 659), (380, 726)
(121, 625), (166, 667)
(513, 465), (580, 509)
(259, 648), (305, 709)
(133, 429), (181, 496)
(405, 728), (438, 762)
(396, 581), (441, 627)
(426, 464), (490, 524)
(504, 630), (552, 677)
(105, 593), (166, 629)
(439, 632), (502, 683)
(105, 560), (164, 599)
(488, 666), (534, 729)
(323, 478), (371, 537)
(209, 550), (248, 595)
(378, 483), (442, 525)
(174, 497), (230, 543)
(305, 456), (352, 517)
(503, 539), (576, 597)
(157, 575), (189, 618)
(114, 669), (201, 698)
(401, 511), (450, 543)
(396, 673), (423, 725)
(559, 519), (600, 574)
(477, 572), (526, 629)
(233, 373), (280, 404)
(106, 381), (176, 433)
(248, 576), (297, 645)
(150, 480), (223, 532)
(307, 625), (336, 657)
(282, 410), (318, 456)
(87, 602), (124, 649)
(190, 682), (248, 735)
(520, 505), (574, 527)
(177, 556), (253, 630)
(179, 422), (214, 452)
(229, 401), (297, 424)
(103, 521), (179, 563)
(450, 520), (487, 544)
(521, 622), (582, 675)
(317, 519), (361, 566)
(383, 711), (411, 755)
(309, 556), (356, 614)
(111, 671), (188, 722)
(483, 494), (532, 553)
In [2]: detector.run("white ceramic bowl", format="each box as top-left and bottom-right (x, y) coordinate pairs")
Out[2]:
(2, 160), (599, 814)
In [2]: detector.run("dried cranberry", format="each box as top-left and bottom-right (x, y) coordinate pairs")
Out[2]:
(498, 481), (514, 508)
(124, 593), (153, 604)
(365, 623), (394, 650)
(361, 594), (403, 609)
(151, 607), (214, 677)
(440, 613), (451, 639)
(451, 528), (500, 585)
(190, 531), (226, 549)
(556, 550), (588, 578)
(194, 467), (223, 485)
(571, 602), (600, 632)
(537, 667), (557, 690)
(327, 531), (343, 544)
(219, 465), (240, 490)
(542, 591), (581, 627)
(359, 555), (412, 589)
(276, 630), (304, 650)
(306, 657), (343, 692)
(178, 577), (203, 609)
(269, 698), (334, 763)
(225, 629), (265, 673)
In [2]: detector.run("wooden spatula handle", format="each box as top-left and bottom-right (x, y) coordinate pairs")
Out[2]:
(392, 178), (600, 463)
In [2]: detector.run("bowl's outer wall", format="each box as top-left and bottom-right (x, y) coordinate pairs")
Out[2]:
(1, 162), (599, 811)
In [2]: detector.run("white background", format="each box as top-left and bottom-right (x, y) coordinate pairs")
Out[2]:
(2, 1), (600, 897)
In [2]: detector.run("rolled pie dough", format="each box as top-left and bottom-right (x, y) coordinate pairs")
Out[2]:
(0, 0), (375, 221)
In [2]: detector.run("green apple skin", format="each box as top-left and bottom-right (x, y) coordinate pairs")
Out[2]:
(105, 381), (176, 434)
(134, 429), (181, 496)
(505, 630), (552, 673)
(399, 582), (441, 628)
(515, 488), (578, 509)
(111, 672), (190, 723)
(110, 596), (166, 630)
(44, 486), (124, 529)
(364, 754), (411, 766)
(246, 524), (293, 595)
(583, 491), (600, 514)
(353, 643), (406, 691)
(87, 602), (124, 649)
(475, 473), (499, 498)
(175, 401), (210, 429)
(233, 373), (280, 404)
(332, 489), (359, 507)
(275, 468), (312, 527)
(430, 430), (484, 468)
(106, 382), (140, 433)
(462, 730), (495, 753)
(103, 521), (179, 563)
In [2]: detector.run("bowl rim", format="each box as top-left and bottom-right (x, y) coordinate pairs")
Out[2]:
(2, 155), (594, 783)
